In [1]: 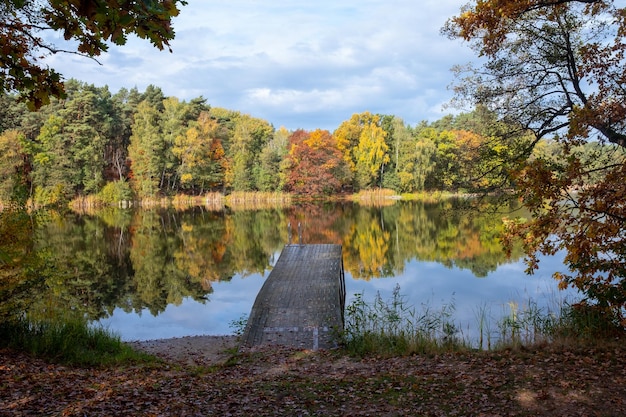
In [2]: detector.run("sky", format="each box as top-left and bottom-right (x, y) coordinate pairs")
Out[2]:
(46, 0), (475, 132)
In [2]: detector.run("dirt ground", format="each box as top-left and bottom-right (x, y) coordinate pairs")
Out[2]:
(126, 335), (239, 366)
(3, 340), (626, 416)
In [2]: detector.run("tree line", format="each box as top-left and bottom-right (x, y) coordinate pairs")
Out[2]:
(0, 80), (539, 206)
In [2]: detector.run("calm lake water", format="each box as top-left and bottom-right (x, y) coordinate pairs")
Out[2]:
(24, 199), (578, 343)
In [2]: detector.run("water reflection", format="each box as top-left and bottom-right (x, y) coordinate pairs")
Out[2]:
(346, 251), (575, 345)
(99, 275), (267, 340)
(12, 199), (577, 341)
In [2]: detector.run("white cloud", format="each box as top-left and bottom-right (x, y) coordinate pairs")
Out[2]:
(44, 0), (475, 130)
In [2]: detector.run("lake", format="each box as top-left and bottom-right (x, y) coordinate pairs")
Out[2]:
(21, 199), (578, 344)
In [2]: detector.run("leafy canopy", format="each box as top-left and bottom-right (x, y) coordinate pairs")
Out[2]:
(444, 0), (626, 148)
(445, 0), (626, 315)
(0, 0), (187, 109)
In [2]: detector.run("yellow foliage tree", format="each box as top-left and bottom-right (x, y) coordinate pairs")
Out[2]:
(335, 112), (389, 190)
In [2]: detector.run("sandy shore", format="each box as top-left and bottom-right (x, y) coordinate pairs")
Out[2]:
(126, 335), (239, 366)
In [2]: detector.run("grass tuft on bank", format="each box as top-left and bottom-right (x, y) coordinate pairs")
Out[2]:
(340, 284), (469, 357)
(339, 285), (625, 357)
(0, 317), (157, 367)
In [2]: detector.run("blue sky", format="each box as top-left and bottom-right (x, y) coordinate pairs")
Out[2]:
(47, 0), (474, 131)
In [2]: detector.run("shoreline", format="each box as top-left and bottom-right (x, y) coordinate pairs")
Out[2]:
(126, 335), (239, 366)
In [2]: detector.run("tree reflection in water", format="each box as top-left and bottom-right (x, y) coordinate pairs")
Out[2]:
(4, 199), (575, 341)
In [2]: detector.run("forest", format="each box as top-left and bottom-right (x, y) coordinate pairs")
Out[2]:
(0, 79), (614, 206)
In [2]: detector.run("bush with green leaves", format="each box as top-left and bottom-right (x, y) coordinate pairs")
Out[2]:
(98, 180), (133, 204)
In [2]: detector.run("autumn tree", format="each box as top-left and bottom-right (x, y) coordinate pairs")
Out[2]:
(334, 113), (365, 173)
(354, 122), (390, 189)
(446, 0), (626, 313)
(283, 129), (348, 196)
(455, 106), (535, 191)
(453, 130), (489, 190)
(0, 0), (187, 109)
(335, 112), (389, 190)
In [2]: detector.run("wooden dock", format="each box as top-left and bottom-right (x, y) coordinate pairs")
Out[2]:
(240, 244), (345, 350)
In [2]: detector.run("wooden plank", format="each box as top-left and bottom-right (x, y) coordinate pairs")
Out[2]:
(240, 244), (345, 350)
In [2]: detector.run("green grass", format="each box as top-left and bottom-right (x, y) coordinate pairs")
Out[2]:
(340, 285), (625, 357)
(0, 317), (158, 367)
(340, 284), (470, 357)
(5, 290), (622, 368)
(491, 298), (625, 349)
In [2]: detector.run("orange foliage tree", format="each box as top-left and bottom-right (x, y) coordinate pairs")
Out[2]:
(445, 0), (626, 314)
(283, 129), (349, 196)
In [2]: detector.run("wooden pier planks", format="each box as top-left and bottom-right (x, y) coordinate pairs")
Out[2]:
(240, 244), (345, 350)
